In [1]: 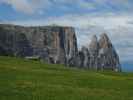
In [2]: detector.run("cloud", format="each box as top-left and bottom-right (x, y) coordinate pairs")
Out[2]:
(0, 0), (50, 14)
(0, 0), (132, 14)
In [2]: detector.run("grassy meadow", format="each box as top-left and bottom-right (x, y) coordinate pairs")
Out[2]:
(0, 56), (133, 100)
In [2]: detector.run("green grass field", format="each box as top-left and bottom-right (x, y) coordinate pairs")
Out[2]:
(0, 56), (133, 100)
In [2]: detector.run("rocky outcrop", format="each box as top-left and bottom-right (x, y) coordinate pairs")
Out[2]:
(88, 35), (99, 70)
(74, 33), (121, 72)
(68, 46), (89, 68)
(98, 33), (121, 71)
(0, 24), (121, 72)
(0, 24), (78, 65)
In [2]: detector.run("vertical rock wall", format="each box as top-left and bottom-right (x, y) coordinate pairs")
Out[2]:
(74, 33), (121, 72)
(0, 24), (121, 71)
(0, 24), (78, 65)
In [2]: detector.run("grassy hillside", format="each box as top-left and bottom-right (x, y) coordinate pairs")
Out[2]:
(0, 56), (133, 100)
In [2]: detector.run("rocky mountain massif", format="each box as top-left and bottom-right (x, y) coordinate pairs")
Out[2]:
(0, 24), (121, 72)
(70, 34), (121, 72)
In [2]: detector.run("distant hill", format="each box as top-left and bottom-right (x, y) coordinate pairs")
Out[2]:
(0, 56), (133, 100)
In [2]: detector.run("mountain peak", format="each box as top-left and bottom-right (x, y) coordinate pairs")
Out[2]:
(89, 35), (99, 51)
(99, 33), (112, 49)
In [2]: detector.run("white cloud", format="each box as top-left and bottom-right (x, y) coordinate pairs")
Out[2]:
(0, 0), (50, 14)
(0, 0), (132, 15)
(9, 0), (34, 14)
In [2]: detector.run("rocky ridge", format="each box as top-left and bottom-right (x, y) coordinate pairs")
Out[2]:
(71, 33), (121, 72)
(0, 24), (121, 72)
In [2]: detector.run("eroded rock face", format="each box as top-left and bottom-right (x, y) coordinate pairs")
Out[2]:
(81, 46), (89, 68)
(88, 35), (99, 70)
(0, 24), (121, 72)
(0, 24), (78, 64)
(0, 25), (33, 57)
(69, 46), (89, 68)
(76, 33), (121, 72)
(98, 33), (121, 71)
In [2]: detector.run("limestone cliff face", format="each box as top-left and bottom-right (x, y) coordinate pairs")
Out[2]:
(0, 24), (78, 64)
(0, 25), (33, 56)
(98, 33), (121, 71)
(88, 35), (99, 70)
(0, 24), (121, 72)
(75, 33), (121, 72)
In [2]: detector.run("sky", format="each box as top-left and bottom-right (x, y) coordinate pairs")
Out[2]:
(0, 0), (133, 71)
